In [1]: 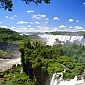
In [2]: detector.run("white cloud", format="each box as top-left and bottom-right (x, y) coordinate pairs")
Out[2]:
(58, 25), (84, 32)
(1, 26), (7, 28)
(33, 26), (58, 32)
(53, 27), (58, 31)
(32, 14), (41, 20)
(69, 26), (73, 29)
(68, 19), (79, 22)
(10, 17), (14, 19)
(11, 26), (17, 29)
(5, 16), (9, 18)
(14, 25), (85, 32)
(18, 26), (28, 32)
(27, 10), (34, 13)
(29, 22), (34, 24)
(73, 26), (85, 32)
(17, 26), (34, 32)
(45, 22), (48, 24)
(76, 20), (79, 22)
(17, 21), (28, 24)
(45, 18), (49, 20)
(35, 21), (40, 24)
(5, 15), (17, 19)
(10, 26), (17, 30)
(59, 25), (67, 28)
(38, 14), (46, 18)
(35, 26), (51, 30)
(28, 25), (31, 27)
(74, 26), (83, 30)
(32, 14), (47, 20)
(10, 15), (17, 19)
(0, 22), (2, 24)
(53, 17), (60, 20)
(36, 26), (41, 28)
(58, 25), (71, 32)
(14, 15), (17, 17)
(29, 27), (35, 30)
(82, 2), (85, 5)
(69, 19), (74, 22)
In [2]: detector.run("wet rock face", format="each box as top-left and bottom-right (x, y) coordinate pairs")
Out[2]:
(0, 43), (19, 51)
(0, 43), (8, 50)
(83, 34), (85, 38)
(0, 43), (20, 59)
(8, 44), (19, 51)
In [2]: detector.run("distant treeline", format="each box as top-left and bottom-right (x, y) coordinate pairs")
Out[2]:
(46, 31), (85, 36)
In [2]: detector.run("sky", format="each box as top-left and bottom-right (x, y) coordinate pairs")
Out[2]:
(0, 0), (85, 32)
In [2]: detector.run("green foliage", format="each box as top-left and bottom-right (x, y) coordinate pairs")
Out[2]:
(22, 0), (50, 4)
(47, 61), (64, 75)
(0, 28), (22, 45)
(0, 0), (50, 11)
(0, 0), (13, 11)
(0, 65), (34, 85)
(1, 35), (85, 85)
(19, 41), (84, 84)
(0, 50), (15, 59)
(20, 41), (85, 84)
(63, 44), (85, 64)
(72, 65), (84, 75)
(63, 72), (74, 80)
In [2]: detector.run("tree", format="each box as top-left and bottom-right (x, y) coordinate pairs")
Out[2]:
(0, 0), (13, 11)
(0, 0), (50, 11)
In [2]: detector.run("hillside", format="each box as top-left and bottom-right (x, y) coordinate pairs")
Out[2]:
(0, 28), (22, 44)
(0, 28), (22, 58)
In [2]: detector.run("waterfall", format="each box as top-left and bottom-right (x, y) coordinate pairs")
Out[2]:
(50, 73), (57, 85)
(50, 72), (64, 85)
(38, 34), (84, 46)
(50, 74), (85, 85)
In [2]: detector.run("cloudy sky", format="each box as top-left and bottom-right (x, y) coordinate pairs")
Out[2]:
(0, 0), (85, 32)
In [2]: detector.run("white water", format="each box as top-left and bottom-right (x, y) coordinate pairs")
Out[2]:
(38, 34), (84, 46)
(50, 73), (85, 85)
(50, 73), (57, 85)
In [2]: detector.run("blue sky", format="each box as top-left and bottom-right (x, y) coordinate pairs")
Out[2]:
(0, 0), (85, 32)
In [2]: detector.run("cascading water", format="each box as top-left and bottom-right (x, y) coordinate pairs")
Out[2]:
(49, 61), (85, 85)
(38, 34), (84, 46)
(50, 73), (85, 85)
(50, 73), (57, 85)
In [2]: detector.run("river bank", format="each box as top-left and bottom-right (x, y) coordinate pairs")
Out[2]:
(0, 57), (21, 72)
